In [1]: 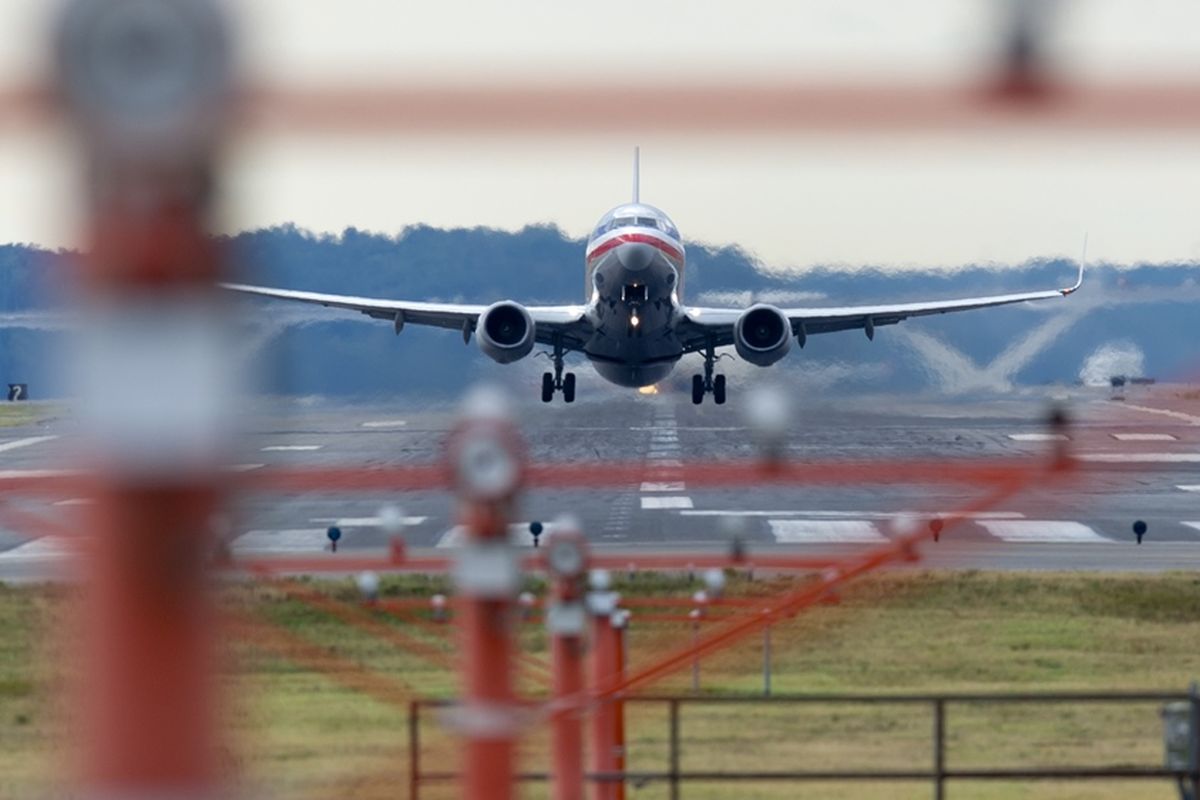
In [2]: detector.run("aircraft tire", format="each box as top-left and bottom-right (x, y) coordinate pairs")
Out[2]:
(563, 373), (576, 403)
(691, 375), (704, 405)
(713, 374), (726, 405)
(541, 372), (555, 403)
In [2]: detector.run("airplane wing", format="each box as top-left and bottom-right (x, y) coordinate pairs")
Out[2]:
(675, 264), (1084, 353)
(221, 283), (592, 350)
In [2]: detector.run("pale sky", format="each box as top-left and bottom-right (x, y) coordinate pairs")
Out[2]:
(4, 1), (1200, 270)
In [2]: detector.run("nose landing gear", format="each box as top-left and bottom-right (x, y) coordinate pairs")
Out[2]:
(691, 341), (726, 405)
(541, 337), (576, 403)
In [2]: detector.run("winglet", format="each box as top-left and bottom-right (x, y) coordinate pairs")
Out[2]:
(632, 146), (640, 204)
(1062, 232), (1086, 295)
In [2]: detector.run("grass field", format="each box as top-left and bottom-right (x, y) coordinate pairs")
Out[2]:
(2, 572), (1199, 798)
(0, 402), (55, 429)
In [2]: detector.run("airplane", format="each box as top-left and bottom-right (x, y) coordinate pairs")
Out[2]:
(223, 150), (1083, 405)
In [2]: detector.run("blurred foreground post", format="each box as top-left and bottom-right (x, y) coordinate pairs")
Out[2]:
(588, 572), (622, 800)
(54, 0), (235, 795)
(545, 524), (589, 800)
(448, 387), (525, 800)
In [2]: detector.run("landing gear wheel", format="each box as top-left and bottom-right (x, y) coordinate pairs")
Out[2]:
(562, 372), (576, 403)
(692, 374), (704, 405)
(541, 372), (554, 403)
(713, 374), (726, 405)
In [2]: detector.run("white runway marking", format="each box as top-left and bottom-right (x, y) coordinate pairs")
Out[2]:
(641, 496), (694, 510)
(0, 537), (69, 563)
(1008, 433), (1069, 442)
(681, 510), (1025, 520)
(53, 498), (93, 507)
(640, 482), (686, 492)
(1121, 404), (1200, 426)
(0, 435), (57, 453)
(361, 420), (408, 428)
(310, 515), (427, 527)
(0, 469), (79, 479)
(1178, 485), (1200, 493)
(769, 520), (885, 543)
(437, 523), (542, 548)
(1111, 433), (1178, 441)
(234, 529), (329, 553)
(1184, 523), (1200, 533)
(226, 464), (266, 472)
(1078, 453), (1200, 463)
(979, 520), (1108, 543)
(261, 445), (323, 452)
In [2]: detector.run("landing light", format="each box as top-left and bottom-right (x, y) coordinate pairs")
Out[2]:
(631, 314), (640, 328)
(638, 385), (659, 396)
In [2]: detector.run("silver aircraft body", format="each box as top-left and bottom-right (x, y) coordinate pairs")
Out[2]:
(225, 152), (1082, 404)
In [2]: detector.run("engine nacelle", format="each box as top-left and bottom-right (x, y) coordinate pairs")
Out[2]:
(477, 301), (536, 364)
(734, 304), (793, 367)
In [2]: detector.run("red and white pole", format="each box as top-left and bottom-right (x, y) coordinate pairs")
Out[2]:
(446, 387), (526, 800)
(588, 571), (622, 800)
(544, 523), (589, 800)
(54, 0), (234, 796)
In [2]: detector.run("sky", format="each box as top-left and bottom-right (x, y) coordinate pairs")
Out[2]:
(3, 0), (1200, 271)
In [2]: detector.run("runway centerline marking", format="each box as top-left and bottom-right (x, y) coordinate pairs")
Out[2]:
(0, 435), (58, 454)
(262, 445), (323, 452)
(1008, 433), (1070, 442)
(361, 420), (408, 428)
(681, 510), (1025, 520)
(1184, 523), (1200, 533)
(1178, 485), (1200, 493)
(641, 496), (694, 510)
(769, 520), (885, 543)
(979, 520), (1109, 543)
(1111, 433), (1178, 441)
(1078, 453), (1200, 463)
(641, 482), (686, 492)
(310, 516), (428, 527)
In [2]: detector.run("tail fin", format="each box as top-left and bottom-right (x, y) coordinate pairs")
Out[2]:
(632, 146), (640, 203)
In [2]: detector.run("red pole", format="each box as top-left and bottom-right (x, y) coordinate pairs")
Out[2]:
(545, 526), (589, 800)
(54, 0), (234, 795)
(588, 572), (621, 800)
(610, 609), (630, 800)
(447, 390), (526, 800)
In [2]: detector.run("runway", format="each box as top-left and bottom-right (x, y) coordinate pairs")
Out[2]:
(0, 385), (1198, 580)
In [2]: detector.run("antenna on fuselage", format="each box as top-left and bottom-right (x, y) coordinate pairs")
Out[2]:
(632, 146), (640, 203)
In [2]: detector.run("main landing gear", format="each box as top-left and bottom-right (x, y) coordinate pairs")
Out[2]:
(691, 340), (726, 405)
(541, 337), (576, 403)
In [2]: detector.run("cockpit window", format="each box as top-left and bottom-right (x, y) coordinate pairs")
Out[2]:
(592, 210), (680, 239)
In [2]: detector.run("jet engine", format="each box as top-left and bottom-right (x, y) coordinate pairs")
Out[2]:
(733, 304), (792, 367)
(477, 301), (536, 364)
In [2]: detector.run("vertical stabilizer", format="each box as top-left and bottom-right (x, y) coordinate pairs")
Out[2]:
(632, 146), (640, 203)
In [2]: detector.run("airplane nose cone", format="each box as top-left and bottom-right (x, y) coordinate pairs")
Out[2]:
(616, 242), (656, 272)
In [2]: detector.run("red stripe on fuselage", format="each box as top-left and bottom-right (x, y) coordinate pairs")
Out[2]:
(586, 232), (683, 264)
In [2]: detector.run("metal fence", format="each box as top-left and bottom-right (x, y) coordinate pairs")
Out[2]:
(409, 689), (1200, 799)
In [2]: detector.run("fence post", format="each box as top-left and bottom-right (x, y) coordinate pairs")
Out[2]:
(668, 699), (681, 800)
(933, 698), (946, 800)
(409, 701), (420, 800)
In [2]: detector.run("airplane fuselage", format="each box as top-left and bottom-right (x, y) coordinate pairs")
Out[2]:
(582, 203), (686, 387)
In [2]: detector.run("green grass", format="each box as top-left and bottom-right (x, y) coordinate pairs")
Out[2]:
(3, 572), (1199, 798)
(0, 402), (56, 428)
